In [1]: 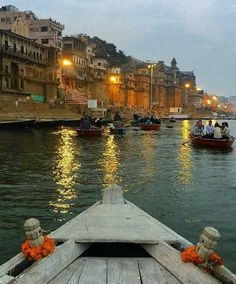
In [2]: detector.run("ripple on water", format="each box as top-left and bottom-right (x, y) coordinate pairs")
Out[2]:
(0, 124), (236, 271)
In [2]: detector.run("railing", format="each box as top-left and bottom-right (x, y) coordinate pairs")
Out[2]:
(0, 45), (47, 65)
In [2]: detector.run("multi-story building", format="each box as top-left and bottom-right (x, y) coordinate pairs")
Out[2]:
(107, 67), (122, 106)
(0, 29), (58, 102)
(134, 66), (150, 109)
(61, 35), (88, 104)
(0, 5), (64, 50)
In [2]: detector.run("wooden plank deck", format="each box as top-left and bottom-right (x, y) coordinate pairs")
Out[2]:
(0, 185), (230, 284)
(51, 186), (190, 247)
(48, 257), (182, 284)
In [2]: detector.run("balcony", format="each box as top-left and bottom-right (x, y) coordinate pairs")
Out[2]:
(0, 45), (47, 65)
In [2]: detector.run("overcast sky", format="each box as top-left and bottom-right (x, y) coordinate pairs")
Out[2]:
(2, 0), (236, 97)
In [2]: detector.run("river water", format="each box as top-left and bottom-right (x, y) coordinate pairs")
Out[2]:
(0, 119), (235, 272)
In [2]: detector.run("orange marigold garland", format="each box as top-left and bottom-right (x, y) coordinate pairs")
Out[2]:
(181, 245), (223, 269)
(21, 236), (55, 262)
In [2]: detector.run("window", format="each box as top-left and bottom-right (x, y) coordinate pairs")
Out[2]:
(1, 18), (5, 22)
(41, 26), (48, 32)
(64, 43), (72, 49)
(98, 62), (101, 66)
(6, 17), (11, 24)
(41, 39), (49, 44)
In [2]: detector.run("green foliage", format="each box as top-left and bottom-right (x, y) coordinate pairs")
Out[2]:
(91, 36), (130, 67)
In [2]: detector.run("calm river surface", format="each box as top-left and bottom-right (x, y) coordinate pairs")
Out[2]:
(0, 119), (236, 271)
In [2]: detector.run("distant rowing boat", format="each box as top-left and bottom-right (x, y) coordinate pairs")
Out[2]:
(76, 128), (103, 137)
(110, 127), (126, 134)
(140, 124), (161, 131)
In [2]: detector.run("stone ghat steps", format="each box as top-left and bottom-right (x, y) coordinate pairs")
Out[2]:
(0, 101), (81, 120)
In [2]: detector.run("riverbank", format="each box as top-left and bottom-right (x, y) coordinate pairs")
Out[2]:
(0, 101), (81, 121)
(0, 100), (215, 122)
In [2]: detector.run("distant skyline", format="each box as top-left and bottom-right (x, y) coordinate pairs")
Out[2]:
(2, 0), (236, 97)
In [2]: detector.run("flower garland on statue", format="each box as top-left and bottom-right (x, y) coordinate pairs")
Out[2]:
(21, 236), (55, 262)
(181, 245), (223, 271)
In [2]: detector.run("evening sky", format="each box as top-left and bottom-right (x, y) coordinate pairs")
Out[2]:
(2, 0), (236, 97)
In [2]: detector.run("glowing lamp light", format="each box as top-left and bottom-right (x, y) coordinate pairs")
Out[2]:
(110, 76), (117, 83)
(63, 59), (72, 66)
(207, 99), (211, 105)
(212, 96), (217, 101)
(148, 63), (156, 69)
(185, 83), (190, 88)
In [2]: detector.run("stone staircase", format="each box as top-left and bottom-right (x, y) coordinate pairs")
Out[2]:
(0, 100), (81, 120)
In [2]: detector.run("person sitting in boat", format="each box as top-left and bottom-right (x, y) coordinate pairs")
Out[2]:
(205, 120), (214, 138)
(213, 122), (222, 139)
(95, 117), (102, 128)
(81, 117), (92, 129)
(114, 120), (123, 128)
(114, 111), (122, 122)
(191, 120), (204, 136)
(221, 122), (230, 138)
(144, 117), (152, 125)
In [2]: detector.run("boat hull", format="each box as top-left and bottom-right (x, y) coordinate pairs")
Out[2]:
(140, 124), (161, 131)
(76, 128), (103, 137)
(0, 119), (35, 129)
(110, 127), (126, 134)
(190, 134), (234, 148)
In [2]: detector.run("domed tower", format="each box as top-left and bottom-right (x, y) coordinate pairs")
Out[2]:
(170, 58), (181, 107)
(171, 58), (177, 69)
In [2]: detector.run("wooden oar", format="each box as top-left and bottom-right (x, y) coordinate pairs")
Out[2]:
(182, 135), (200, 145)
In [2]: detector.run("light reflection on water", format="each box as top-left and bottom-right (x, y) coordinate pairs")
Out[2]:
(140, 134), (157, 177)
(50, 128), (79, 213)
(99, 135), (122, 187)
(177, 120), (192, 185)
(0, 120), (236, 271)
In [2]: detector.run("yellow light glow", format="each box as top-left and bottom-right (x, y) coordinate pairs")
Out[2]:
(212, 96), (217, 101)
(196, 87), (202, 91)
(99, 135), (121, 187)
(185, 83), (190, 88)
(207, 99), (211, 104)
(140, 135), (156, 177)
(148, 63), (156, 69)
(218, 104), (221, 108)
(63, 59), (72, 66)
(110, 76), (117, 83)
(177, 120), (192, 185)
(50, 128), (79, 214)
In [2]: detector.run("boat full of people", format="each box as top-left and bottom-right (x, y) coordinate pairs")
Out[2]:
(189, 120), (234, 148)
(76, 116), (103, 137)
(189, 134), (234, 148)
(140, 123), (161, 131)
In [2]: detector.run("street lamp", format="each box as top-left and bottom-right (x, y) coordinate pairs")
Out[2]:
(62, 59), (72, 99)
(183, 83), (191, 105)
(148, 63), (156, 110)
